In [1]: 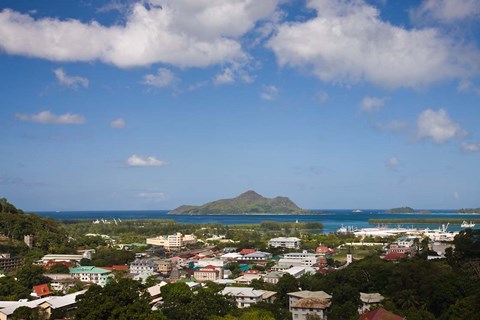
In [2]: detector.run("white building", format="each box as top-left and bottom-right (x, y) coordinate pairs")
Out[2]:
(359, 292), (384, 314)
(268, 237), (301, 249)
(221, 287), (276, 308)
(146, 233), (197, 250)
(279, 251), (318, 267)
(288, 291), (332, 320)
(240, 251), (272, 262)
(69, 266), (112, 287)
(129, 258), (158, 274)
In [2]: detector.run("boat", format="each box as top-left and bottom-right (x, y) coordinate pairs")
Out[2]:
(352, 209), (362, 213)
(461, 221), (475, 228)
(337, 225), (357, 234)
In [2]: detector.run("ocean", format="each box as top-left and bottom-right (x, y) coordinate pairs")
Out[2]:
(36, 209), (478, 234)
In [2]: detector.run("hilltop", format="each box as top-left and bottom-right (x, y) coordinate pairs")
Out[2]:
(168, 190), (309, 215)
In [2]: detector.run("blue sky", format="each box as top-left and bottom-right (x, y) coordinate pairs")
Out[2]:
(1, 0), (479, 211)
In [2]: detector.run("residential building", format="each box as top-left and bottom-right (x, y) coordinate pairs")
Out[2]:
(194, 265), (223, 282)
(262, 271), (284, 284)
(45, 273), (77, 294)
(234, 273), (262, 285)
(196, 258), (224, 268)
(359, 292), (384, 314)
(129, 258), (158, 274)
(221, 287), (276, 308)
(31, 284), (53, 298)
(279, 252), (319, 267)
(0, 253), (23, 271)
(284, 266), (316, 278)
(69, 266), (112, 287)
(268, 237), (301, 249)
(288, 291), (332, 320)
(41, 254), (84, 265)
(146, 233), (197, 251)
(152, 259), (173, 275)
(38, 290), (87, 320)
(387, 244), (415, 255)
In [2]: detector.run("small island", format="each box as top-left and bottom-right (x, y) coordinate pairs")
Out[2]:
(458, 208), (480, 214)
(168, 190), (309, 215)
(385, 207), (415, 213)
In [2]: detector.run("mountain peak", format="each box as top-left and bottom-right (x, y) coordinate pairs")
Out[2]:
(238, 190), (263, 199)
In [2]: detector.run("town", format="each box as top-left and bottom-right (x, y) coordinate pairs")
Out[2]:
(1, 199), (479, 320)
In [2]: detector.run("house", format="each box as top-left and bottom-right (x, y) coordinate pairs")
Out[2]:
(262, 271), (284, 284)
(315, 246), (334, 256)
(239, 248), (256, 255)
(133, 270), (159, 284)
(152, 259), (173, 275)
(41, 254), (85, 265)
(359, 292), (384, 314)
(284, 266), (316, 278)
(358, 307), (404, 320)
(38, 290), (87, 319)
(45, 273), (78, 294)
(129, 258), (158, 274)
(31, 284), (53, 298)
(234, 273), (262, 285)
(382, 252), (406, 262)
(69, 266), (112, 287)
(288, 291), (332, 320)
(193, 265), (223, 282)
(268, 237), (301, 249)
(221, 287), (276, 308)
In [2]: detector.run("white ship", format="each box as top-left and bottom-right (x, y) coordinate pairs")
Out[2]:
(352, 209), (362, 213)
(461, 221), (475, 228)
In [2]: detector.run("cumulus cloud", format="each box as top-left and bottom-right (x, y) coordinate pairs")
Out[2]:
(53, 68), (89, 88)
(260, 85), (278, 100)
(361, 96), (385, 112)
(410, 0), (480, 24)
(143, 68), (177, 88)
(417, 108), (466, 143)
(14, 110), (85, 125)
(137, 192), (167, 201)
(0, 1), (278, 68)
(126, 154), (168, 167)
(385, 156), (400, 170)
(110, 118), (126, 128)
(214, 68), (235, 85)
(267, 0), (479, 88)
(461, 141), (480, 153)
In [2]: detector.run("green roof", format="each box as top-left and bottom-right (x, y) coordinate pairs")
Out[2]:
(70, 266), (111, 274)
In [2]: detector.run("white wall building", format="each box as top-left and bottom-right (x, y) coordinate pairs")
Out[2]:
(288, 291), (332, 320)
(146, 233), (197, 250)
(221, 287), (276, 308)
(268, 237), (301, 249)
(279, 251), (318, 267)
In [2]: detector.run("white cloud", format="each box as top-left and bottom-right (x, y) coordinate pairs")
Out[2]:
(137, 192), (167, 202)
(53, 68), (89, 88)
(417, 108), (466, 143)
(260, 85), (278, 100)
(457, 79), (480, 96)
(461, 141), (480, 153)
(0, 1), (278, 68)
(385, 156), (400, 170)
(14, 110), (85, 125)
(411, 0), (480, 24)
(315, 90), (329, 105)
(110, 118), (126, 128)
(376, 120), (409, 132)
(126, 154), (168, 167)
(361, 96), (385, 112)
(214, 68), (235, 86)
(267, 0), (479, 88)
(143, 68), (177, 87)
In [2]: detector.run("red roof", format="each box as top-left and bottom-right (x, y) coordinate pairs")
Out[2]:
(100, 265), (129, 271)
(316, 246), (328, 253)
(358, 308), (403, 320)
(240, 249), (256, 255)
(383, 252), (406, 261)
(33, 284), (53, 297)
(243, 269), (260, 274)
(45, 260), (73, 269)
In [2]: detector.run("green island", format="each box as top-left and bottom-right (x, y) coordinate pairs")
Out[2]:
(2, 197), (480, 320)
(385, 206), (416, 213)
(457, 208), (480, 214)
(168, 190), (310, 215)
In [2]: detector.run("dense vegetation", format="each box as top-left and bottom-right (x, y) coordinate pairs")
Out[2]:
(458, 208), (480, 214)
(169, 190), (309, 214)
(385, 207), (415, 213)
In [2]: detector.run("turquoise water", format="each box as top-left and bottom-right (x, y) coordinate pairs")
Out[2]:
(36, 209), (479, 234)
